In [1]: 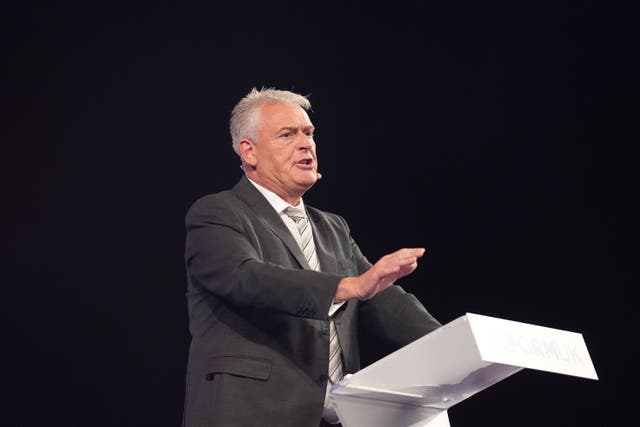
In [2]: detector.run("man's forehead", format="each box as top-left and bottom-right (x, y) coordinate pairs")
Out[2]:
(260, 103), (313, 127)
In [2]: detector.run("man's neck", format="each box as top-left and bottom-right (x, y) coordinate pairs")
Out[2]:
(246, 176), (303, 208)
(245, 174), (302, 206)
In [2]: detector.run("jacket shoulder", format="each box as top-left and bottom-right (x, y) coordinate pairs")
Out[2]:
(187, 190), (233, 212)
(184, 189), (246, 227)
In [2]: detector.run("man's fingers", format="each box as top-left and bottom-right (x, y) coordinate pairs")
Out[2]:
(386, 251), (424, 266)
(398, 256), (419, 266)
(358, 247), (426, 300)
(375, 248), (426, 275)
(403, 248), (426, 258)
(389, 248), (426, 261)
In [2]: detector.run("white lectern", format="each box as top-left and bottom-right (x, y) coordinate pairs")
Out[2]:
(330, 313), (598, 427)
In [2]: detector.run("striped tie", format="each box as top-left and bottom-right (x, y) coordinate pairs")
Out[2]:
(285, 206), (344, 385)
(327, 318), (343, 384)
(284, 206), (319, 271)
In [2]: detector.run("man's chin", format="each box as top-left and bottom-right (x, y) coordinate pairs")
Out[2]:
(295, 170), (317, 183)
(296, 176), (317, 191)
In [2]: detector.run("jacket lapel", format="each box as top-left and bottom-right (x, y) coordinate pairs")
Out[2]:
(233, 176), (310, 269)
(307, 208), (339, 275)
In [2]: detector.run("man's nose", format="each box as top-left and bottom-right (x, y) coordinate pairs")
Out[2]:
(297, 135), (314, 150)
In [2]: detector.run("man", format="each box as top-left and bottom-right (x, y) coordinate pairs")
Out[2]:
(182, 87), (441, 426)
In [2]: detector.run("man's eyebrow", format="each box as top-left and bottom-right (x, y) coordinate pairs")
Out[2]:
(276, 126), (297, 133)
(275, 125), (315, 133)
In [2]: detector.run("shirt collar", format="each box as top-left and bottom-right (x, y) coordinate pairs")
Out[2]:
(247, 177), (305, 214)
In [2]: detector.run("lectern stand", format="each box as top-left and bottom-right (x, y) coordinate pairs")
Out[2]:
(330, 313), (598, 427)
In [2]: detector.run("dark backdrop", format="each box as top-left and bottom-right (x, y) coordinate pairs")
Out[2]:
(4, 2), (636, 426)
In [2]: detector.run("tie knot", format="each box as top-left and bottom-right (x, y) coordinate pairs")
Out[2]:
(285, 206), (307, 223)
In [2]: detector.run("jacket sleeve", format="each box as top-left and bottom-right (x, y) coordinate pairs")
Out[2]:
(358, 285), (442, 363)
(185, 196), (342, 320)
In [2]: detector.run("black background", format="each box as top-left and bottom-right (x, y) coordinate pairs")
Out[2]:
(4, 2), (637, 426)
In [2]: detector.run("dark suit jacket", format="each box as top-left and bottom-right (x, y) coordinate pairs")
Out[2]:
(182, 176), (441, 427)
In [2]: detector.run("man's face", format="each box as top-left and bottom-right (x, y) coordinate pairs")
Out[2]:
(243, 103), (319, 202)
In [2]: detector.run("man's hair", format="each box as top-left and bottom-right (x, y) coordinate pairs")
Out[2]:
(230, 87), (312, 155)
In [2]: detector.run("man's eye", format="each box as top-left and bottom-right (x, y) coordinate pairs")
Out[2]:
(281, 132), (291, 138)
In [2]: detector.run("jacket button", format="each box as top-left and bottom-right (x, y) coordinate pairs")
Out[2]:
(322, 327), (330, 336)
(318, 373), (329, 383)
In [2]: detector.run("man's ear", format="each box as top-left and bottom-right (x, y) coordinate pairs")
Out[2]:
(239, 139), (257, 168)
